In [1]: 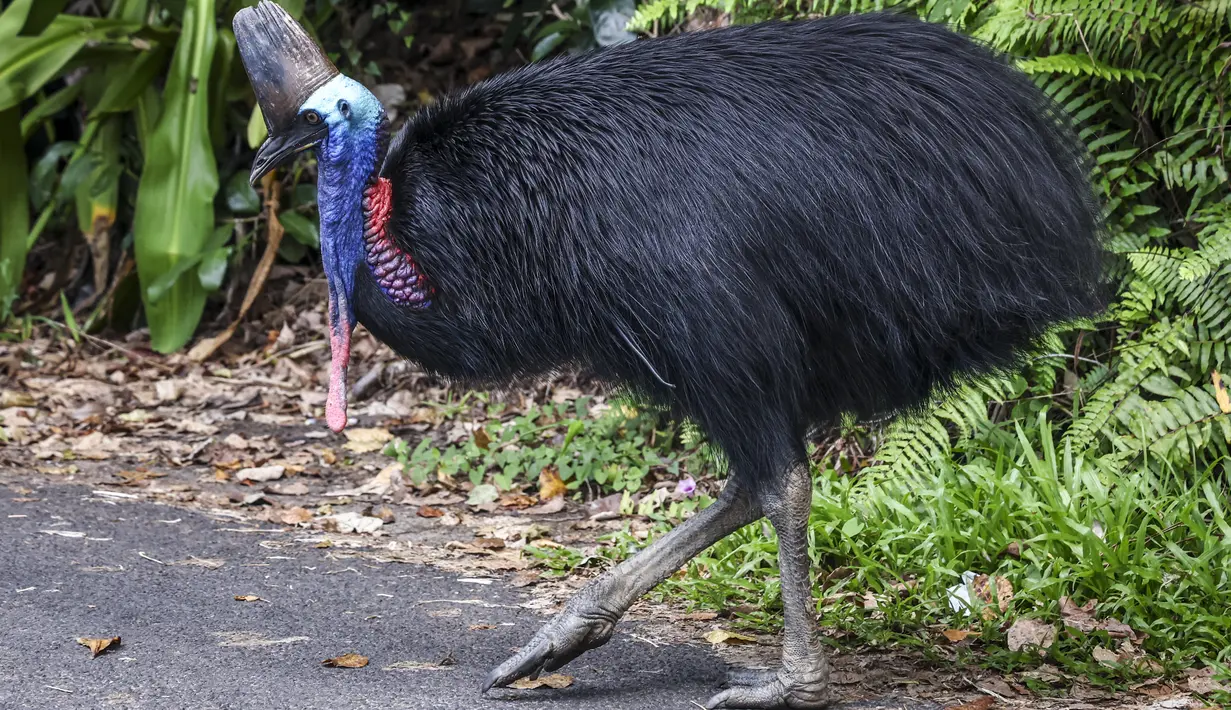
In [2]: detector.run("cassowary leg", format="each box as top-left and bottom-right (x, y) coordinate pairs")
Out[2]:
(483, 479), (762, 691)
(707, 461), (830, 709)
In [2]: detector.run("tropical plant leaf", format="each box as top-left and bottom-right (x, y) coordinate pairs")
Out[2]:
(131, 0), (218, 352)
(0, 8), (140, 112)
(278, 211), (319, 249)
(0, 106), (28, 317)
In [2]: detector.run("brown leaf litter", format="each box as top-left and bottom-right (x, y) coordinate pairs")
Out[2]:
(322, 653), (369, 668)
(76, 636), (121, 658)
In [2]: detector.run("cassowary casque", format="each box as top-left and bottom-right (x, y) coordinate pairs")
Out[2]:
(233, 3), (1107, 707)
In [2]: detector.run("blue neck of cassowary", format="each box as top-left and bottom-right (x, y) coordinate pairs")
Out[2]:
(316, 118), (388, 318)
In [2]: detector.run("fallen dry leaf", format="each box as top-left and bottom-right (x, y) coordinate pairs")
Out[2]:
(236, 465), (285, 483)
(321, 512), (384, 534)
(499, 492), (536, 509)
(468, 624), (496, 631)
(972, 574), (1014, 619)
(115, 469), (167, 485)
(382, 660), (456, 671)
(1214, 371), (1231, 414)
(538, 466), (567, 501)
(509, 673), (573, 690)
(942, 628), (973, 643)
(522, 496), (566, 516)
(1, 390), (36, 407)
(946, 697), (995, 710)
(327, 463), (403, 497)
(273, 507), (313, 525)
(471, 537), (506, 550)
(234, 595), (263, 602)
(1059, 596), (1142, 641)
(704, 629), (757, 645)
(1092, 646), (1119, 667)
(172, 557), (225, 569)
(322, 652), (370, 668)
(343, 427), (393, 453)
(1187, 668), (1231, 694)
(417, 506), (445, 518)
(77, 636), (121, 658)
(1006, 618), (1056, 654)
(272, 481), (310, 496)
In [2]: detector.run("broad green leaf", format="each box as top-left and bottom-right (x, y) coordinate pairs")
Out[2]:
(841, 517), (865, 538)
(246, 103), (267, 149)
(0, 107), (29, 318)
(89, 44), (172, 118)
(278, 211), (319, 249)
(208, 27), (235, 151)
(134, 83), (162, 155)
(277, 0), (306, 19)
(19, 82), (82, 141)
(18, 0), (68, 36)
(224, 170), (260, 214)
(0, 14), (141, 112)
(109, 0), (151, 22)
(132, 0), (218, 352)
(531, 32), (566, 62)
(145, 224), (231, 304)
(0, 0), (34, 37)
(197, 246), (231, 291)
(289, 182), (316, 209)
(29, 141), (77, 210)
(74, 117), (122, 237)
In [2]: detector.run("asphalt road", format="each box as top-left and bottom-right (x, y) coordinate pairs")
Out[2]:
(1, 484), (727, 710)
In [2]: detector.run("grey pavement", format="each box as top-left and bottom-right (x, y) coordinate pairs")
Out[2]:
(1, 484), (726, 710)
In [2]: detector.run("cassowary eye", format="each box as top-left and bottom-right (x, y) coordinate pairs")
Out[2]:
(303, 110), (321, 125)
(338, 100), (350, 117)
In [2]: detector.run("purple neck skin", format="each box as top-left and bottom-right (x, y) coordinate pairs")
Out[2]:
(362, 174), (433, 307)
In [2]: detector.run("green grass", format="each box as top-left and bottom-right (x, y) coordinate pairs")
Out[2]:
(526, 413), (1231, 700)
(382, 391), (722, 493)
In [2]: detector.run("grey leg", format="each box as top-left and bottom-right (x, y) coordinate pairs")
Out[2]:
(483, 479), (763, 691)
(706, 461), (830, 709)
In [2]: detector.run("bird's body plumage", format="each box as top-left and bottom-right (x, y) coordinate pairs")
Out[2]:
(358, 13), (1107, 482)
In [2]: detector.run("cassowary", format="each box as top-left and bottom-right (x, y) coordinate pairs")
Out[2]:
(233, 3), (1107, 707)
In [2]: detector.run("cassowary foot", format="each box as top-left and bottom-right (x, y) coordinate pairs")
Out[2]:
(707, 661), (831, 709)
(482, 605), (618, 691)
(725, 667), (780, 687)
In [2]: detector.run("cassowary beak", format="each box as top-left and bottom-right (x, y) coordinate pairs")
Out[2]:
(250, 123), (328, 186)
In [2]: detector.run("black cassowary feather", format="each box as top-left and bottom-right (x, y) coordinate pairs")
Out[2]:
(356, 12), (1108, 480)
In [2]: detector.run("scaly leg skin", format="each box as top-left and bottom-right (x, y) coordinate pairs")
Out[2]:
(707, 461), (831, 709)
(483, 480), (763, 692)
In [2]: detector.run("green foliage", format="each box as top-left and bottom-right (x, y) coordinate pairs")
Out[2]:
(382, 392), (719, 494)
(5, 0), (341, 347)
(132, 0), (219, 352)
(568, 418), (1230, 684)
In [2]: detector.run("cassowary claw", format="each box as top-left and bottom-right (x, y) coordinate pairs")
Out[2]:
(707, 664), (831, 709)
(482, 607), (617, 693)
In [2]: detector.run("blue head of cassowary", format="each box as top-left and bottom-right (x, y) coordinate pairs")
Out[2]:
(233, 3), (1108, 707)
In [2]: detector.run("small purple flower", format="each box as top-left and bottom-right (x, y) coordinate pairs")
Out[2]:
(675, 476), (697, 498)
